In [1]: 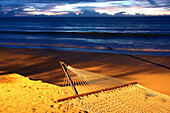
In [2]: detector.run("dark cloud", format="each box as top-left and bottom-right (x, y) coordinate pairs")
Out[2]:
(0, 10), (15, 16)
(60, 10), (147, 17)
(113, 11), (145, 17)
(79, 10), (104, 17)
(61, 9), (111, 17)
(0, 0), (96, 12)
(0, 8), (25, 16)
(96, 0), (125, 1)
(6, 10), (15, 16)
(0, 5), (2, 11)
(2, 0), (95, 3)
(0, 1), (26, 11)
(149, 4), (170, 8)
(61, 12), (77, 17)
(79, 8), (110, 17)
(147, 0), (156, 5)
(4, 3), (24, 7)
(114, 11), (126, 16)
(0, 12), (4, 16)
(0, 5), (4, 16)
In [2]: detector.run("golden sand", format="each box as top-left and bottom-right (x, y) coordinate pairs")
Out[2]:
(0, 73), (83, 113)
(0, 47), (170, 112)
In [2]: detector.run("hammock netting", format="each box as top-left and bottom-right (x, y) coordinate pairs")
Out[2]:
(58, 63), (170, 113)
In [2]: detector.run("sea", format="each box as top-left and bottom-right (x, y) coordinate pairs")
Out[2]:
(0, 17), (170, 56)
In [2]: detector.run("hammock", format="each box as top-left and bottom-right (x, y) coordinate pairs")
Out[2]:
(58, 61), (170, 113)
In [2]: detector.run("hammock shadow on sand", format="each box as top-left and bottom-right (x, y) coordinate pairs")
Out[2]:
(127, 55), (170, 70)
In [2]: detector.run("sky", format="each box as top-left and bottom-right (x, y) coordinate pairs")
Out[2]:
(0, 0), (170, 17)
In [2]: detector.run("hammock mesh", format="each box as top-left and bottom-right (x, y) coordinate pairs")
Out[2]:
(58, 65), (170, 113)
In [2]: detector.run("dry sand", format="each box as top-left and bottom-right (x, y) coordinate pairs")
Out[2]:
(0, 47), (170, 112)
(0, 73), (83, 113)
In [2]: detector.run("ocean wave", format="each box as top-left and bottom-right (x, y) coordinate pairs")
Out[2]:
(0, 30), (170, 37)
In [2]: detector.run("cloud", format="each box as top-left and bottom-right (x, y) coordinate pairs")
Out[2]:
(59, 8), (111, 17)
(1, 0), (96, 3)
(58, 10), (147, 17)
(0, 0), (169, 17)
(78, 9), (105, 16)
(113, 11), (146, 16)
(147, 0), (156, 5)
(114, 11), (126, 16)
(0, 10), (15, 16)
(0, 8), (26, 16)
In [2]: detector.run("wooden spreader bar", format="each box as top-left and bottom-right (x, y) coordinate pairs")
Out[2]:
(57, 82), (138, 102)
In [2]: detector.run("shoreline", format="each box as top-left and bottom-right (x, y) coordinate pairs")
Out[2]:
(0, 47), (170, 95)
(1, 43), (170, 52)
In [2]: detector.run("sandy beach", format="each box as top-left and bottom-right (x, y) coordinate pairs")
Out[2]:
(0, 47), (170, 112)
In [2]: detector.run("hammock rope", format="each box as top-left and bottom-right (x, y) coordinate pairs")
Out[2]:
(58, 61), (170, 113)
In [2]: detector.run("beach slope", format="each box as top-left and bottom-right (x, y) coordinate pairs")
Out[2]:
(0, 47), (169, 96)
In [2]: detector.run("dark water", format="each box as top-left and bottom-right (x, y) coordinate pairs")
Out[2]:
(0, 17), (170, 56)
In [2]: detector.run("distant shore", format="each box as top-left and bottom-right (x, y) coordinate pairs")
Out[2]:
(0, 47), (170, 95)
